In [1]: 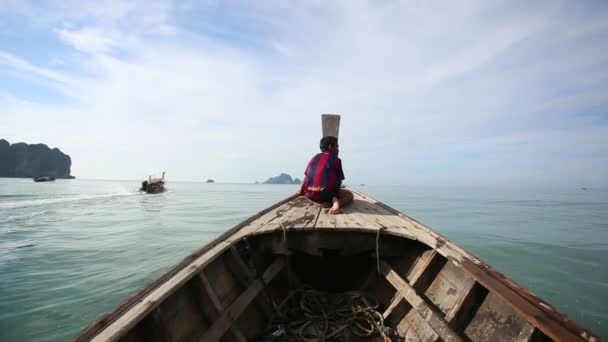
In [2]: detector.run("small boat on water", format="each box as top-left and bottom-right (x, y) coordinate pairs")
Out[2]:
(141, 172), (166, 194)
(73, 116), (599, 342)
(33, 176), (55, 182)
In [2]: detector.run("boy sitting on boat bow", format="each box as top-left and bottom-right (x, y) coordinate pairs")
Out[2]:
(299, 136), (353, 214)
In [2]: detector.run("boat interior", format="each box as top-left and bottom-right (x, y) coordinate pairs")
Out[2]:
(114, 229), (554, 342)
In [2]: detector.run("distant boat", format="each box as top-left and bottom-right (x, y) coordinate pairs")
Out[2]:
(33, 176), (55, 182)
(206, 179), (215, 183)
(140, 172), (165, 194)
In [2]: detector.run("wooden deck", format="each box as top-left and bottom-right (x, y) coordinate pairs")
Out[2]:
(252, 189), (420, 239)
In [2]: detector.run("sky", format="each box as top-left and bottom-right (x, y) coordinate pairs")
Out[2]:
(1, 0), (607, 187)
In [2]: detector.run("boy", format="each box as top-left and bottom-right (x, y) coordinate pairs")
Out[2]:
(299, 136), (353, 214)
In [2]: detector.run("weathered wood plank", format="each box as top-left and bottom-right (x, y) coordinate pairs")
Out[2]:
(349, 189), (443, 247)
(343, 194), (420, 241)
(257, 191), (418, 242)
(256, 196), (320, 234)
(158, 284), (210, 342)
(465, 292), (536, 342)
(423, 259), (473, 315)
(408, 250), (438, 285)
(314, 206), (338, 228)
(339, 196), (387, 229)
(90, 241), (231, 342)
(314, 193), (416, 241)
(226, 246), (253, 285)
(198, 273), (247, 342)
(198, 259), (285, 342)
(315, 204), (357, 229)
(226, 245), (273, 317)
(204, 255), (243, 310)
(398, 309), (439, 342)
(199, 273), (224, 313)
(444, 277), (476, 323)
(383, 292), (405, 319)
(384, 249), (439, 321)
(516, 323), (537, 342)
(247, 200), (299, 232)
(381, 261), (464, 342)
(341, 198), (379, 229)
(430, 279), (483, 342)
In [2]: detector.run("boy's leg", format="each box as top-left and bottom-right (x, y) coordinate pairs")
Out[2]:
(304, 193), (333, 208)
(338, 189), (354, 207)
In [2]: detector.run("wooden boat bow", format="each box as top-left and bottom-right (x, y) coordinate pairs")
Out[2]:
(72, 188), (600, 342)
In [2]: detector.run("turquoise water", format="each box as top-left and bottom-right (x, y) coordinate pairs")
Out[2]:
(0, 179), (606, 340)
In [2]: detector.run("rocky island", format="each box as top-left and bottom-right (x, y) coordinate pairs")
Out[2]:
(0, 139), (74, 179)
(263, 173), (301, 184)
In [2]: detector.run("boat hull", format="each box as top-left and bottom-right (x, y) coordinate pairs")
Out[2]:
(72, 189), (599, 342)
(142, 180), (165, 194)
(144, 184), (165, 194)
(33, 176), (55, 182)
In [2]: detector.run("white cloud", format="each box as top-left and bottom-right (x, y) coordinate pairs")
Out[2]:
(56, 27), (119, 54)
(1, 1), (607, 186)
(0, 51), (72, 84)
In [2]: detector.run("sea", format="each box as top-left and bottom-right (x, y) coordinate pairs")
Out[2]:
(0, 178), (606, 341)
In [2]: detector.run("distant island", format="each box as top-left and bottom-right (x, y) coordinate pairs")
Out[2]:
(0, 139), (74, 179)
(263, 173), (301, 184)
(206, 179), (215, 183)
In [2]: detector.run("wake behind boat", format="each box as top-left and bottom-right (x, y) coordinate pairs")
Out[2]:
(140, 172), (166, 194)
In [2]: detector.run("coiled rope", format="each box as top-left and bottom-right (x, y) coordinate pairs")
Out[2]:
(258, 287), (392, 341)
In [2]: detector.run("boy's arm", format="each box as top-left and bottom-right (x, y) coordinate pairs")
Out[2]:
(298, 176), (307, 195)
(337, 158), (345, 191)
(299, 158), (313, 196)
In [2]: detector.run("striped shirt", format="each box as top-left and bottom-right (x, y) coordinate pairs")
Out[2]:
(303, 152), (344, 202)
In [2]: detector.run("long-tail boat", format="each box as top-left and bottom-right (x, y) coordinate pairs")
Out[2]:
(141, 172), (166, 194)
(74, 115), (599, 342)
